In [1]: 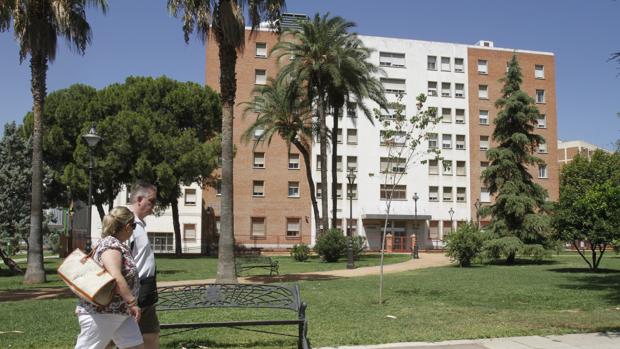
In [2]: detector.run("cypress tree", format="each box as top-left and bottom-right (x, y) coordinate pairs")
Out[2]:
(481, 55), (549, 264)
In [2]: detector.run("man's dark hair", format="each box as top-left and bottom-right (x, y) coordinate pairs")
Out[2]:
(129, 181), (157, 204)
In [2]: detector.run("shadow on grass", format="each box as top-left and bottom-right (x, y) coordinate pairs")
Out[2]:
(483, 258), (559, 266)
(244, 273), (342, 283)
(549, 267), (620, 274)
(165, 337), (298, 349)
(156, 254), (218, 260)
(157, 269), (184, 275)
(557, 269), (620, 305)
(0, 287), (74, 302)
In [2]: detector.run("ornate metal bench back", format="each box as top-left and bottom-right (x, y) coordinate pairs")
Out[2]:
(157, 283), (301, 312)
(236, 256), (273, 264)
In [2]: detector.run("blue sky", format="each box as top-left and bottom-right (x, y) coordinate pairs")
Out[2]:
(1, 0), (618, 149)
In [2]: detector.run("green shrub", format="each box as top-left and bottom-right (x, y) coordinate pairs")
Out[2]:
(612, 239), (620, 254)
(483, 236), (523, 263)
(444, 223), (485, 267)
(351, 236), (367, 261)
(521, 244), (550, 262)
(314, 229), (346, 262)
(290, 243), (311, 262)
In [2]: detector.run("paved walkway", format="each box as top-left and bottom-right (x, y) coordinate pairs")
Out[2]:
(158, 252), (451, 287)
(318, 332), (620, 349)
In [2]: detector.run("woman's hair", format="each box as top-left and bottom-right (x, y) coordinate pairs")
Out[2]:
(101, 206), (135, 238)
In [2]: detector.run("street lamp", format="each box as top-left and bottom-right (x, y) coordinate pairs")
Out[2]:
(448, 207), (455, 233)
(412, 192), (419, 218)
(346, 168), (356, 269)
(474, 199), (482, 229)
(412, 192), (419, 259)
(82, 124), (102, 252)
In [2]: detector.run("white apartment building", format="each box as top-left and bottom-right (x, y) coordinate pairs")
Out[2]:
(311, 37), (471, 250)
(90, 183), (204, 253)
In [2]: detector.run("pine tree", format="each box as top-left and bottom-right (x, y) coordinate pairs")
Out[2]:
(481, 55), (549, 264)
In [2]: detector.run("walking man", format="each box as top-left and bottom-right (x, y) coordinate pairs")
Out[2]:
(128, 181), (159, 349)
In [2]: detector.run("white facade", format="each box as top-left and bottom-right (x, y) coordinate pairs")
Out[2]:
(90, 183), (204, 253)
(310, 36), (472, 249)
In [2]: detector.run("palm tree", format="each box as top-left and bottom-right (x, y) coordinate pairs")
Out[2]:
(326, 34), (387, 229)
(168, 0), (285, 283)
(273, 13), (364, 233)
(1, 0), (108, 284)
(241, 77), (320, 232)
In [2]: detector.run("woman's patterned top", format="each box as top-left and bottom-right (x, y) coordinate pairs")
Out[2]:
(75, 235), (140, 315)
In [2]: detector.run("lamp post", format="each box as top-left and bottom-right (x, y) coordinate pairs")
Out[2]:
(474, 199), (481, 229)
(412, 192), (419, 218)
(412, 192), (419, 259)
(346, 168), (356, 269)
(448, 207), (455, 233)
(82, 124), (102, 252)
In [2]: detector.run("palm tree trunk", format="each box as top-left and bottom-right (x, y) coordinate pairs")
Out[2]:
(331, 107), (340, 229)
(318, 98), (329, 235)
(24, 52), (47, 284)
(292, 139), (321, 239)
(215, 39), (238, 283)
(171, 199), (182, 256)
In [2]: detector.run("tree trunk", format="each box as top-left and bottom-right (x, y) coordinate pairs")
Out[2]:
(24, 52), (47, 284)
(318, 97), (329, 235)
(331, 108), (340, 230)
(506, 251), (516, 265)
(292, 139), (321, 240)
(95, 203), (105, 221)
(171, 199), (182, 256)
(0, 248), (24, 275)
(215, 38), (238, 284)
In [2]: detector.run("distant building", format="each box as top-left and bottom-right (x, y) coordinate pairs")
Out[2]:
(557, 140), (609, 165)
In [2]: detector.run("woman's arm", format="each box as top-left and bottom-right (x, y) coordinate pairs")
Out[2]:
(100, 249), (141, 321)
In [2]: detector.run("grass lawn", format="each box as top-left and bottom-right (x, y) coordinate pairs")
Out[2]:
(1, 254), (620, 348)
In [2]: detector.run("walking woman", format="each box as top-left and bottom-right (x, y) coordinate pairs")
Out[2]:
(74, 206), (144, 349)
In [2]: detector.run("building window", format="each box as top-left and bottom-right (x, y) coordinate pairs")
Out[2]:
(380, 184), (407, 200)
(429, 186), (439, 202)
(288, 181), (300, 197)
(454, 58), (464, 72)
(347, 156), (358, 172)
(429, 159), (439, 175)
(441, 82), (451, 97)
(255, 42), (267, 57)
(535, 64), (545, 79)
(347, 102), (357, 118)
(480, 161), (489, 172)
(253, 152), (265, 168)
(255, 69), (267, 85)
(456, 161), (466, 176)
(443, 160), (453, 175)
(252, 180), (265, 197)
(336, 183), (343, 199)
(253, 127), (264, 140)
(536, 89), (545, 103)
(427, 81), (438, 96)
(183, 224), (196, 240)
(456, 135), (466, 150)
(336, 128), (343, 143)
(538, 141), (548, 154)
(288, 153), (300, 169)
(380, 157), (407, 173)
(216, 180), (222, 196)
(315, 155), (322, 171)
(480, 187), (491, 202)
(477, 59), (488, 74)
(457, 187), (466, 202)
(455, 109), (465, 124)
(149, 232), (173, 253)
(381, 78), (406, 94)
(286, 218), (301, 237)
(251, 217), (266, 237)
(479, 110), (489, 125)
(316, 182), (322, 198)
(381, 103), (405, 120)
(538, 164), (548, 178)
(478, 85), (488, 99)
(442, 134), (452, 149)
(379, 51), (405, 67)
(537, 114), (547, 128)
(380, 130), (407, 146)
(443, 187), (453, 202)
(428, 133), (438, 149)
(427, 55), (437, 70)
(184, 188), (196, 205)
(441, 57), (451, 71)
(480, 136), (489, 150)
(455, 83), (465, 98)
(441, 108), (451, 123)
(336, 156), (343, 172)
(347, 183), (358, 199)
(347, 129), (358, 144)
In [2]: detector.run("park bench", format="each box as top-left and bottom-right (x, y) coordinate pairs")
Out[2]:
(157, 283), (310, 349)
(235, 255), (279, 276)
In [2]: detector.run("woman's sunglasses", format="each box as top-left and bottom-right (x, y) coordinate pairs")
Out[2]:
(127, 222), (137, 229)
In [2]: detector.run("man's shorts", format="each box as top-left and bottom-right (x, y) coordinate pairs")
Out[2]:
(75, 313), (143, 349)
(138, 305), (160, 334)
